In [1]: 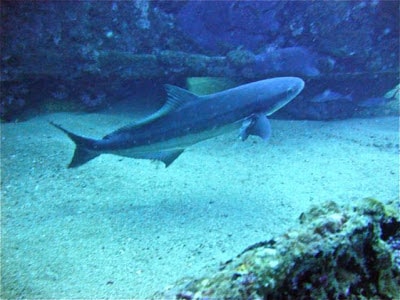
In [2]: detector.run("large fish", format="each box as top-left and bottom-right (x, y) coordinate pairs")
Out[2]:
(51, 77), (304, 168)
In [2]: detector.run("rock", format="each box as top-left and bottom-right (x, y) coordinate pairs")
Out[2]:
(1, 1), (398, 121)
(154, 198), (400, 299)
(176, 1), (283, 53)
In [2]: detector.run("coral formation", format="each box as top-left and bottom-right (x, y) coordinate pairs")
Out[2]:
(155, 198), (400, 299)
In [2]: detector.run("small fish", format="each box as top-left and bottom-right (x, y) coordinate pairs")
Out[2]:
(384, 84), (399, 100)
(309, 89), (352, 103)
(358, 97), (391, 108)
(256, 47), (321, 77)
(51, 77), (304, 168)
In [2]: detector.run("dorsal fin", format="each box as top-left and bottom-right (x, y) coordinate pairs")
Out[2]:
(141, 85), (199, 124)
(103, 85), (199, 139)
(163, 84), (199, 111)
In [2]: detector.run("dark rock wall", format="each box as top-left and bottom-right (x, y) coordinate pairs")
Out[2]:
(1, 0), (398, 121)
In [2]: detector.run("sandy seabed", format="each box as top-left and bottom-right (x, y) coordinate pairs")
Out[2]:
(1, 107), (398, 299)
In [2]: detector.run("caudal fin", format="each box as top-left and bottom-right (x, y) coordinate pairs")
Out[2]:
(50, 122), (100, 168)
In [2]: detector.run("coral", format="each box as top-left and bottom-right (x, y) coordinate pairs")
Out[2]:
(155, 198), (400, 299)
(79, 92), (106, 109)
(226, 49), (256, 67)
(39, 98), (80, 114)
(134, 0), (151, 30)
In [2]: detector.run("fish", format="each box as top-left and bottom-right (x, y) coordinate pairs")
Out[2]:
(357, 97), (391, 108)
(309, 89), (352, 103)
(255, 47), (321, 77)
(384, 84), (400, 100)
(51, 77), (304, 168)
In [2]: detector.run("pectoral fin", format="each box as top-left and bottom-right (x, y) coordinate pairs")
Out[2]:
(239, 113), (271, 141)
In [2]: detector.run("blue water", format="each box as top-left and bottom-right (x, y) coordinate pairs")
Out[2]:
(1, 1), (399, 298)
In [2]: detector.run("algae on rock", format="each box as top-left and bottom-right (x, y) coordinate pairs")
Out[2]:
(155, 198), (400, 299)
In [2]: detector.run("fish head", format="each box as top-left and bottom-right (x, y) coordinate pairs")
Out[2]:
(258, 77), (305, 115)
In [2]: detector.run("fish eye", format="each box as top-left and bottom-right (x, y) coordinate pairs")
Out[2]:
(287, 87), (295, 94)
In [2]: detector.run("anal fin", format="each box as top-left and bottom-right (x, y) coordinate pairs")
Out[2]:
(120, 149), (184, 167)
(152, 149), (184, 167)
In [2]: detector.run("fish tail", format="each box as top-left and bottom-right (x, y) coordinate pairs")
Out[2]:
(50, 121), (99, 168)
